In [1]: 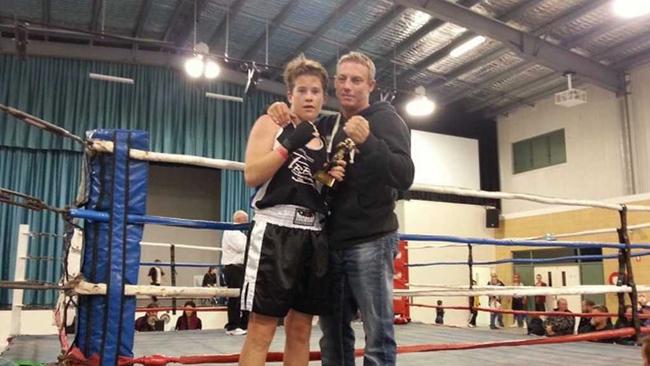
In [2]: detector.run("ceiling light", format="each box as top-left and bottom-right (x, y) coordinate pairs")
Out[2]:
(204, 60), (221, 79)
(612, 0), (650, 18)
(184, 55), (204, 78)
(406, 86), (436, 117)
(450, 35), (486, 58)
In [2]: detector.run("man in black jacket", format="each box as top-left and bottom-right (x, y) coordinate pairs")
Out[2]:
(268, 51), (414, 366)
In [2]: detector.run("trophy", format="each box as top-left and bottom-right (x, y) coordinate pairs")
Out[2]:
(314, 138), (357, 187)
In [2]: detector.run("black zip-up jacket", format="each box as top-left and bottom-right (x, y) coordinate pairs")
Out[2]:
(317, 102), (414, 249)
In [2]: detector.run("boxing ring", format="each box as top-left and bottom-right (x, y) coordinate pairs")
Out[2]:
(1, 104), (650, 365)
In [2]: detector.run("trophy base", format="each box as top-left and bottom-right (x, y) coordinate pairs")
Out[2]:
(314, 171), (336, 188)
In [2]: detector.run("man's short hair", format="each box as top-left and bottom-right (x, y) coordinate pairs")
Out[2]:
(337, 51), (376, 81)
(584, 299), (596, 307)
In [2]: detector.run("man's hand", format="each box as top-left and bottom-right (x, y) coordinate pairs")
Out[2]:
(267, 102), (299, 127)
(328, 160), (346, 182)
(343, 116), (370, 144)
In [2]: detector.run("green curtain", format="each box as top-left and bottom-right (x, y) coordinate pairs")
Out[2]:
(0, 147), (82, 306)
(0, 54), (277, 306)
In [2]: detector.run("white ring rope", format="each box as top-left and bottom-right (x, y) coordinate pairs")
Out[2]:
(410, 183), (650, 212)
(395, 284), (650, 297)
(140, 241), (223, 252)
(72, 280), (239, 298)
(513, 222), (650, 241)
(89, 140), (245, 171)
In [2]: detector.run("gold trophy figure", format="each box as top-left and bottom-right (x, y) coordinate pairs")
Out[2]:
(314, 138), (357, 187)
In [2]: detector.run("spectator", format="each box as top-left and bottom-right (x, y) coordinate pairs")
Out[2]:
(435, 300), (444, 325)
(175, 301), (203, 331)
(577, 299), (596, 334)
(534, 274), (547, 311)
(582, 305), (615, 343)
(202, 266), (218, 287)
(147, 259), (165, 302)
(527, 316), (545, 336)
(468, 280), (479, 328)
(511, 273), (526, 328)
(614, 304), (636, 345)
(488, 272), (505, 329)
(544, 298), (574, 336)
(135, 303), (159, 332)
(222, 210), (249, 336)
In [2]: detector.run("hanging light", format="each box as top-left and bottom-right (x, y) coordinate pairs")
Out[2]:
(204, 60), (221, 79)
(612, 0), (650, 18)
(406, 86), (436, 117)
(185, 54), (205, 78)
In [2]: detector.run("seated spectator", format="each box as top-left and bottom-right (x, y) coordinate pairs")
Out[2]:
(135, 303), (159, 332)
(202, 266), (217, 287)
(544, 298), (574, 336)
(175, 301), (203, 331)
(639, 294), (650, 326)
(615, 305), (636, 345)
(581, 305), (615, 343)
(577, 299), (595, 334)
(527, 316), (545, 336)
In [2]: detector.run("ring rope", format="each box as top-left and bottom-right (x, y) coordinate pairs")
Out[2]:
(410, 183), (650, 212)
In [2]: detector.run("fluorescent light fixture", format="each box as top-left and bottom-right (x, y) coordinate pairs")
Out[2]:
(88, 73), (134, 84)
(205, 92), (243, 103)
(612, 0), (650, 18)
(184, 55), (204, 78)
(449, 35), (486, 58)
(204, 60), (221, 79)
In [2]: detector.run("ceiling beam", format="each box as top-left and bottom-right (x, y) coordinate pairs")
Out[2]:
(241, 0), (301, 61)
(435, 0), (611, 105)
(613, 47), (650, 71)
(322, 4), (406, 71)
(467, 72), (558, 113)
(133, 0), (153, 37)
(208, 0), (246, 55)
(466, 26), (650, 113)
(596, 30), (650, 62)
(42, 0), (50, 26)
(533, 0), (609, 36)
(169, 0), (210, 47)
(395, 0), (545, 85)
(395, 0), (623, 93)
(163, 0), (186, 41)
(485, 80), (569, 117)
(441, 60), (534, 104)
(271, 0), (362, 78)
(90, 0), (104, 32)
(372, 0), (481, 76)
(561, 15), (650, 50)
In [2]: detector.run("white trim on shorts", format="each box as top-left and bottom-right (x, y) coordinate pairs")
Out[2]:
(241, 220), (267, 312)
(253, 204), (324, 231)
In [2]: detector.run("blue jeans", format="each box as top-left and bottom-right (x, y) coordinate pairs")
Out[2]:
(319, 232), (398, 366)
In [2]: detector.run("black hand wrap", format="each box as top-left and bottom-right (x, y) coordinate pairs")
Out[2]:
(278, 122), (315, 153)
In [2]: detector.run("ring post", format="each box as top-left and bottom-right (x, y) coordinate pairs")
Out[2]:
(618, 205), (641, 342)
(74, 130), (149, 365)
